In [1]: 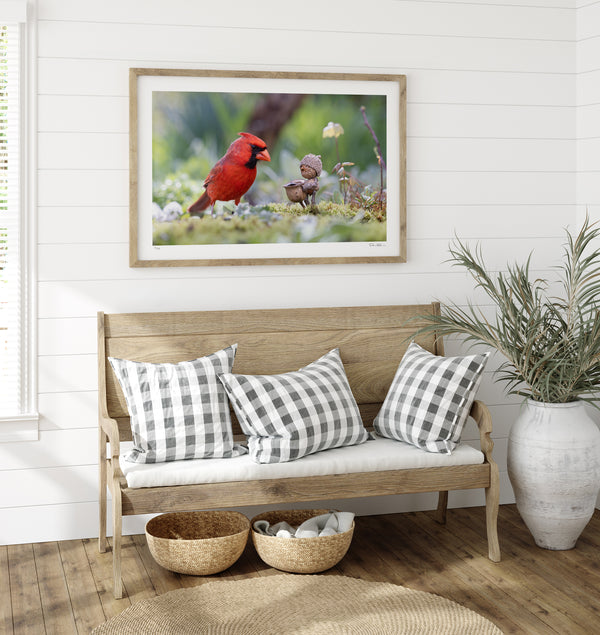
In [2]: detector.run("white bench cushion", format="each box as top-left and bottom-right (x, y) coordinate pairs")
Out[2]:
(120, 436), (484, 489)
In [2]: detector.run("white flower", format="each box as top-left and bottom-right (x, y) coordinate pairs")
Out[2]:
(322, 121), (344, 139)
(153, 201), (183, 222)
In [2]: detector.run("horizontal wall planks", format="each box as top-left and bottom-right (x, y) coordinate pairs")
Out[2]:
(408, 171), (575, 206)
(38, 169), (127, 207)
(410, 105), (574, 140)
(37, 22), (573, 74)
(409, 139), (574, 172)
(39, 354), (97, 394)
(38, 61), (576, 107)
(38, 317), (97, 356)
(36, 237), (564, 282)
(38, 133), (128, 170)
(0, 502), (104, 545)
(36, 272), (551, 320)
(577, 5), (600, 221)
(38, 58), (130, 96)
(407, 205), (573, 240)
(0, 465), (97, 509)
(37, 206), (128, 244)
(38, 391), (98, 431)
(38, 95), (129, 132)
(0, 430), (97, 471)
(409, 70), (575, 106)
(36, 0), (574, 41)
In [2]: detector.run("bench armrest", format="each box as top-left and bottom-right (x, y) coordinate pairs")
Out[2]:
(99, 414), (121, 459)
(469, 399), (495, 465)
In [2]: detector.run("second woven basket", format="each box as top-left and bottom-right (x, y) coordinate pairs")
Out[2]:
(251, 509), (354, 573)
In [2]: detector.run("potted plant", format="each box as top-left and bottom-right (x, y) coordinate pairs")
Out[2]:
(415, 218), (600, 550)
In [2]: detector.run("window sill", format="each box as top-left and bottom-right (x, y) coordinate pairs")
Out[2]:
(0, 413), (39, 442)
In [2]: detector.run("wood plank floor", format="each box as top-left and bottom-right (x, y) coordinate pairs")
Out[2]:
(2, 504), (599, 634)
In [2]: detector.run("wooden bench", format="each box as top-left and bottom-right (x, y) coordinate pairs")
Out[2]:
(98, 304), (500, 598)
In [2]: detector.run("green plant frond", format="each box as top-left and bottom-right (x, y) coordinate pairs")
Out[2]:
(413, 216), (600, 404)
(555, 218), (600, 328)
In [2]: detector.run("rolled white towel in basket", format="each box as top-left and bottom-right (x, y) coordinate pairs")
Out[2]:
(253, 511), (354, 539)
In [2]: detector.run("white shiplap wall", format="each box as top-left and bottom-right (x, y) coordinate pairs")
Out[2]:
(0, 0), (582, 544)
(577, 0), (600, 224)
(576, 0), (600, 508)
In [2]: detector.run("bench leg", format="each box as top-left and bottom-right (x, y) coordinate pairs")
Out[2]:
(485, 463), (501, 562)
(112, 482), (123, 599)
(98, 429), (107, 553)
(435, 491), (448, 524)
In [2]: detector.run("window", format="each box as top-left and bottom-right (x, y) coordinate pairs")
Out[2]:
(0, 1), (37, 441)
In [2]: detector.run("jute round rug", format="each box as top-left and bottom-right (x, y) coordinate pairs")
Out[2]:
(92, 574), (503, 634)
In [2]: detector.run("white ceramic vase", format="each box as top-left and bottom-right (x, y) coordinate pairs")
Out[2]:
(507, 400), (600, 550)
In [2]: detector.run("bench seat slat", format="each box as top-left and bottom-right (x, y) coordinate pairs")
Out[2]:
(121, 465), (491, 516)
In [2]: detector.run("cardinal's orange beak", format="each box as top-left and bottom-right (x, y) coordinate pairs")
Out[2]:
(257, 148), (271, 162)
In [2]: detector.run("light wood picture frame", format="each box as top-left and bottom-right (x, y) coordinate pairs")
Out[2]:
(129, 68), (406, 267)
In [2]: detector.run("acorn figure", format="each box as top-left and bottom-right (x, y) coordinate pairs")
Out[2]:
(299, 153), (322, 208)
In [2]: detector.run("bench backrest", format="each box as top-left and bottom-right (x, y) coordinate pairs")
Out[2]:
(98, 304), (442, 441)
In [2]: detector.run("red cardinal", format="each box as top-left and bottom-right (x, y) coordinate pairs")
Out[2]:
(187, 132), (271, 216)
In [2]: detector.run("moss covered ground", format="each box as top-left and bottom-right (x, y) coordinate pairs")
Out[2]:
(153, 202), (386, 245)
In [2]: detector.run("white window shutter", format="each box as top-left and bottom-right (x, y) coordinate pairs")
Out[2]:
(0, 1), (37, 441)
(0, 23), (22, 417)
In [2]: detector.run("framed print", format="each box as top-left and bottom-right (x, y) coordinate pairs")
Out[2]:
(129, 68), (406, 267)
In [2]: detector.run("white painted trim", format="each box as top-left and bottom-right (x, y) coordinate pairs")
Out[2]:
(0, 414), (39, 441)
(24, 0), (38, 423)
(3, 0), (39, 442)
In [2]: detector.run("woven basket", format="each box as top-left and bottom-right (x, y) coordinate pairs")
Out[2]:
(251, 509), (354, 574)
(145, 511), (249, 575)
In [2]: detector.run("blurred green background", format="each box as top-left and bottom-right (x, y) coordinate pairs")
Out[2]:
(152, 90), (387, 207)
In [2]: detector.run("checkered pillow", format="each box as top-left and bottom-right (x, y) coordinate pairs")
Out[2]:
(109, 345), (245, 463)
(374, 342), (489, 454)
(219, 348), (369, 464)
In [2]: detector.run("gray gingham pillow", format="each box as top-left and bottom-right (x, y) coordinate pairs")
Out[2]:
(374, 342), (489, 454)
(109, 345), (245, 463)
(219, 348), (369, 464)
